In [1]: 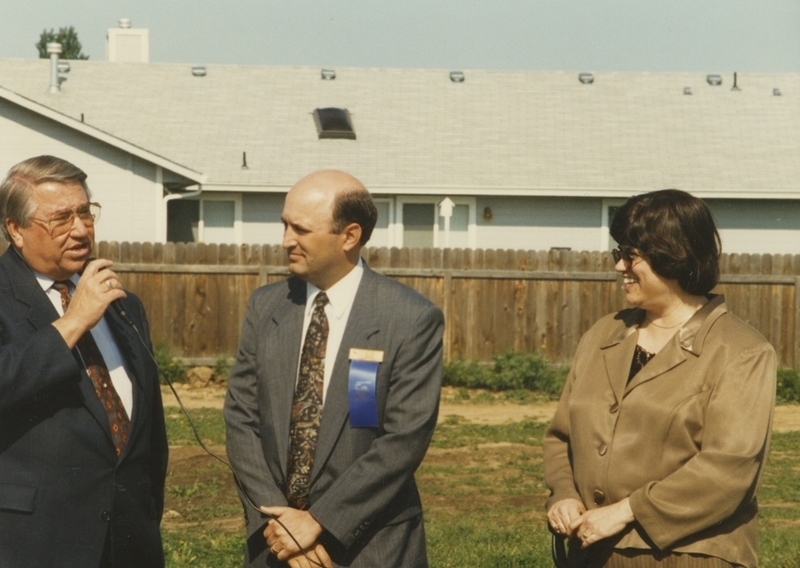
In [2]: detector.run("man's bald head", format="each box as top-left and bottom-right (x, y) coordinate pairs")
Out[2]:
(291, 170), (377, 246)
(281, 170), (377, 289)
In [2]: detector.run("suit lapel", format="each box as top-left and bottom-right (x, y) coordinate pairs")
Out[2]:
(0, 250), (113, 444)
(2, 249), (60, 331)
(623, 298), (726, 394)
(601, 307), (690, 398)
(270, 279), (306, 476)
(104, 309), (149, 459)
(603, 335), (635, 405)
(310, 268), (381, 485)
(601, 309), (640, 404)
(625, 339), (687, 394)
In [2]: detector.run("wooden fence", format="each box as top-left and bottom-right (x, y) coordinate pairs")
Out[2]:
(10, 241), (800, 367)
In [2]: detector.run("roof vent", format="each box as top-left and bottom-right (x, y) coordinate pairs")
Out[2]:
(578, 72), (594, 85)
(191, 66), (207, 77)
(313, 108), (356, 140)
(449, 71), (465, 83)
(773, 88), (781, 96)
(47, 42), (62, 94)
(119, 18), (131, 29)
(57, 61), (70, 73)
(683, 86), (692, 95)
(321, 68), (336, 80)
(706, 74), (722, 86)
(731, 72), (741, 91)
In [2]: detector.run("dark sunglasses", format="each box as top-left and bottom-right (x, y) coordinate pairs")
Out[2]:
(611, 246), (639, 264)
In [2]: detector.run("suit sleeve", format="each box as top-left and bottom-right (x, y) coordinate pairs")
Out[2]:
(224, 293), (289, 537)
(542, 364), (584, 511)
(628, 342), (776, 548)
(0, 319), (81, 414)
(308, 302), (444, 548)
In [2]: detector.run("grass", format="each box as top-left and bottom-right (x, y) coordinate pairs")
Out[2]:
(165, 408), (227, 446)
(163, 530), (243, 568)
(162, 403), (800, 568)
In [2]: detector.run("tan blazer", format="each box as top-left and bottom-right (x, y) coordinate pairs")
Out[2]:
(543, 295), (776, 568)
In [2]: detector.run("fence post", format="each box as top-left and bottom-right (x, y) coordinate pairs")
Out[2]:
(795, 276), (800, 369)
(443, 269), (452, 362)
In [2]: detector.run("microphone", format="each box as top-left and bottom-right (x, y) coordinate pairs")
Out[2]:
(81, 258), (134, 326)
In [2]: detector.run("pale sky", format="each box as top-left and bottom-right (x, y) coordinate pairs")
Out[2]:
(2, 0), (798, 72)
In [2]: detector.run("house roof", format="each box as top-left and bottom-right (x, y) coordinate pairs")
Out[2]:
(0, 58), (797, 198)
(0, 83), (206, 184)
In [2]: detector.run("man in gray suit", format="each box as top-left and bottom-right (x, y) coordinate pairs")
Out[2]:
(224, 170), (444, 568)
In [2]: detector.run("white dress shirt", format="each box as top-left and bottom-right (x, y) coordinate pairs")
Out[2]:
(300, 259), (364, 404)
(37, 273), (134, 418)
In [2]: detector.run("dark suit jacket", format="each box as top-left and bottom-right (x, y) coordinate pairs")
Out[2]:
(224, 265), (444, 568)
(0, 248), (168, 568)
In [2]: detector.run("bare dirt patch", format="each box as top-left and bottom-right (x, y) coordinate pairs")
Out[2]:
(438, 401), (559, 425)
(773, 405), (800, 433)
(438, 402), (800, 431)
(163, 445), (243, 532)
(162, 385), (800, 431)
(162, 384), (227, 410)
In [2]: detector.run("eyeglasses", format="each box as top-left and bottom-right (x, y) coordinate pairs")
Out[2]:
(30, 202), (101, 238)
(611, 246), (639, 264)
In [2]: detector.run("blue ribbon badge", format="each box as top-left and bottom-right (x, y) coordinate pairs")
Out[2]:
(348, 348), (383, 428)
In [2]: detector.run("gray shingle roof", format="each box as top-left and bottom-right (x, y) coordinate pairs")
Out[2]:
(1, 59), (798, 197)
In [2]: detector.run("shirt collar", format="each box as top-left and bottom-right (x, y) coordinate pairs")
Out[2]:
(305, 259), (364, 321)
(34, 271), (79, 294)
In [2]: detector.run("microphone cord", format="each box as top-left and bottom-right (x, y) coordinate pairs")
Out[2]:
(124, 318), (326, 568)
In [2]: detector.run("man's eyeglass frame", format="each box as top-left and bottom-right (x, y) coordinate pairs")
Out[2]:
(30, 202), (102, 238)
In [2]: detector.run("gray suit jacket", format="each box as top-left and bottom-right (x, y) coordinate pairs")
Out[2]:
(224, 265), (444, 568)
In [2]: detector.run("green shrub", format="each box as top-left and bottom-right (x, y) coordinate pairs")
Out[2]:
(154, 343), (187, 385)
(443, 350), (568, 398)
(776, 367), (800, 404)
(442, 358), (493, 390)
(212, 356), (233, 384)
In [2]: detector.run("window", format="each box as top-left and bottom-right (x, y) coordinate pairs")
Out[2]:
(601, 198), (626, 250)
(202, 200), (236, 243)
(167, 195), (242, 244)
(396, 197), (476, 249)
(167, 200), (199, 243)
(403, 204), (435, 248)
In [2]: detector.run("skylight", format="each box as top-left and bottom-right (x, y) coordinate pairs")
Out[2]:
(313, 108), (356, 140)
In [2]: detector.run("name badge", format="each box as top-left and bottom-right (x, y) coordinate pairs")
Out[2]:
(347, 349), (383, 428)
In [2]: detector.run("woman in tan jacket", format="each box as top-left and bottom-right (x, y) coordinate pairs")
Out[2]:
(543, 190), (776, 568)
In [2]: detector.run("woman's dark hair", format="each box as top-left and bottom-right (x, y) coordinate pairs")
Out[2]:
(609, 189), (721, 295)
